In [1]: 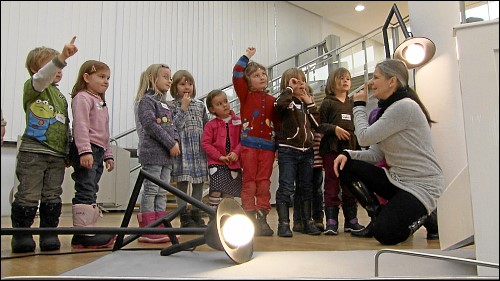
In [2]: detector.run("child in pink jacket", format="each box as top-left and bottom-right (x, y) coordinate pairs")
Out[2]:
(202, 90), (242, 211)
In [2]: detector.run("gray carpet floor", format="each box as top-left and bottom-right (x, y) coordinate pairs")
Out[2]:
(58, 248), (478, 279)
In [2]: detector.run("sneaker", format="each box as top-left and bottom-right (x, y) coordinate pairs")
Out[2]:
(324, 220), (338, 236)
(344, 220), (365, 233)
(351, 221), (374, 238)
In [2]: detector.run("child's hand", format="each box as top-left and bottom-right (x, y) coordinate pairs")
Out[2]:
(219, 155), (229, 164)
(245, 47), (256, 59)
(227, 152), (238, 163)
(80, 154), (93, 170)
(180, 93), (191, 110)
(105, 159), (115, 172)
(335, 126), (350, 141)
(170, 142), (181, 157)
(59, 36), (78, 62)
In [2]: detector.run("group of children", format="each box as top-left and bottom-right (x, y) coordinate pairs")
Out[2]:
(9, 38), (383, 253)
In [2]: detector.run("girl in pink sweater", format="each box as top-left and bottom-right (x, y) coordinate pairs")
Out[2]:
(69, 60), (115, 249)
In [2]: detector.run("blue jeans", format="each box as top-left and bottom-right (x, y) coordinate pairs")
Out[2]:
(70, 143), (104, 205)
(276, 147), (314, 205)
(140, 164), (172, 212)
(14, 151), (65, 206)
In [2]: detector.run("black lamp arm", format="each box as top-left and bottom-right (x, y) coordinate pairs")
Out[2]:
(382, 3), (411, 58)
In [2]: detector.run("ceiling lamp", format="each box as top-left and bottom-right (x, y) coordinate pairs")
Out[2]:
(355, 4), (365, 12)
(382, 4), (436, 69)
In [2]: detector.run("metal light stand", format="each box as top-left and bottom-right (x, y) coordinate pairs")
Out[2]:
(113, 169), (217, 254)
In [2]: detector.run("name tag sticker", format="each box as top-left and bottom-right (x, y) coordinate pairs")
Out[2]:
(341, 114), (351, 121)
(232, 120), (242, 125)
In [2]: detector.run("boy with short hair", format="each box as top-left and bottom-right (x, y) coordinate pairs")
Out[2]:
(11, 37), (78, 253)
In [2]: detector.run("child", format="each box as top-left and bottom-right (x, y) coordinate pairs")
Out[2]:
(170, 70), (209, 228)
(11, 37), (77, 253)
(134, 64), (180, 243)
(317, 67), (364, 236)
(69, 59), (116, 248)
(274, 68), (321, 237)
(232, 47), (277, 236)
(202, 90), (242, 212)
(292, 85), (325, 233)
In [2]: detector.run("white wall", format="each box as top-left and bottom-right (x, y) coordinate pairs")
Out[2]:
(0, 1), (325, 149)
(409, 1), (499, 276)
(453, 19), (499, 276)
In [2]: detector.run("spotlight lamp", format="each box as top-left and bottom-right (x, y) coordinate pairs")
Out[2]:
(383, 3), (436, 69)
(160, 197), (254, 264)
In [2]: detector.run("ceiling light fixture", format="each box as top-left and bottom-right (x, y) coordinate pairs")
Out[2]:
(382, 3), (436, 69)
(355, 4), (365, 12)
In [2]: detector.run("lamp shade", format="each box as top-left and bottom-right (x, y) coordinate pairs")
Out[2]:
(393, 36), (436, 69)
(212, 198), (254, 264)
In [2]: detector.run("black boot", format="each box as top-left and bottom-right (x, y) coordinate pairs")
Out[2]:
(301, 200), (321, 235)
(324, 206), (339, 235)
(292, 194), (303, 232)
(342, 204), (365, 233)
(180, 209), (194, 227)
(191, 209), (207, 228)
(39, 202), (62, 251)
(276, 202), (292, 237)
(256, 209), (274, 236)
(352, 220), (375, 238)
(11, 202), (37, 253)
(345, 180), (380, 238)
(424, 209), (439, 240)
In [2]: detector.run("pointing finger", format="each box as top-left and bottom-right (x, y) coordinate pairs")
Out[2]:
(70, 36), (77, 44)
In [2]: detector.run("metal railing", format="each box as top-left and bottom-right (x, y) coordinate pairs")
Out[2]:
(374, 248), (499, 277)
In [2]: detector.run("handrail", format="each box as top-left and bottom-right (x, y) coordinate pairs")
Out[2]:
(374, 248), (499, 277)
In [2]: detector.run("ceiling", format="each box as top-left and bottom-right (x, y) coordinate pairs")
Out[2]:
(288, 1), (409, 35)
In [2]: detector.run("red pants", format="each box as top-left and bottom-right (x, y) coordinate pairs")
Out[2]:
(240, 146), (275, 213)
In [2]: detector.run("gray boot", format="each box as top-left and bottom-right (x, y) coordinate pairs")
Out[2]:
(256, 209), (274, 236)
(11, 202), (37, 253)
(39, 202), (62, 251)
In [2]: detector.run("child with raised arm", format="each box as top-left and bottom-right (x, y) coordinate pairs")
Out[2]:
(274, 68), (321, 237)
(135, 64), (180, 243)
(318, 67), (364, 236)
(69, 60), (116, 249)
(11, 36), (77, 253)
(202, 90), (242, 212)
(233, 47), (277, 236)
(170, 70), (209, 228)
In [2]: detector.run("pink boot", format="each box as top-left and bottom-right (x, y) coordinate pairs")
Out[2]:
(156, 211), (180, 242)
(137, 212), (170, 243)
